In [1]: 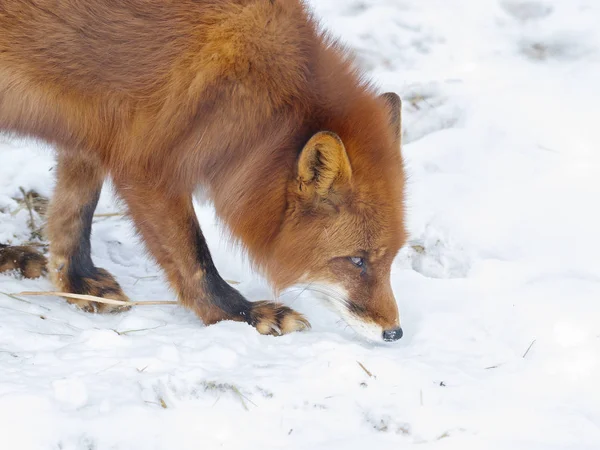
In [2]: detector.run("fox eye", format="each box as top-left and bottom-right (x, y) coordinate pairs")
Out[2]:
(349, 257), (365, 268)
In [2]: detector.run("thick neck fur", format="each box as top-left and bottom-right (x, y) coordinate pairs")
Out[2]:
(205, 43), (389, 279)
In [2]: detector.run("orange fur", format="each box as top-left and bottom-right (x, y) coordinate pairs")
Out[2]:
(0, 0), (406, 340)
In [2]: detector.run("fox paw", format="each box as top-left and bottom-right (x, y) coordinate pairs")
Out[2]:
(250, 301), (310, 336)
(58, 267), (131, 314)
(0, 244), (47, 279)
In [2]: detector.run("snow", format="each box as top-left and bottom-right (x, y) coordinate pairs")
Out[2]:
(1, 0), (600, 448)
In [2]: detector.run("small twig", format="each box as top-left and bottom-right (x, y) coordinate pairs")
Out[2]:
(522, 339), (537, 359)
(16, 291), (178, 306)
(357, 361), (374, 378)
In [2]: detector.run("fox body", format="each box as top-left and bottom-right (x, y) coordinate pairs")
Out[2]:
(0, 0), (406, 341)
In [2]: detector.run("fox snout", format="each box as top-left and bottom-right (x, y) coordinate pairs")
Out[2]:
(305, 281), (402, 343)
(349, 283), (403, 343)
(352, 309), (403, 342)
(382, 327), (403, 342)
(343, 295), (403, 342)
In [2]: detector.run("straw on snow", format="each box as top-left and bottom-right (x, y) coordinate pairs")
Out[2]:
(16, 291), (178, 306)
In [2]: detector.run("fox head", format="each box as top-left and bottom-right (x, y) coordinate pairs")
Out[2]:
(267, 92), (406, 342)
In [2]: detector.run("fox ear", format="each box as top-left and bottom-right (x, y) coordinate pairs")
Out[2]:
(380, 92), (402, 143)
(297, 131), (352, 200)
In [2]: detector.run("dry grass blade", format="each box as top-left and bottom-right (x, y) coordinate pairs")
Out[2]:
(113, 324), (166, 335)
(20, 241), (48, 248)
(1, 291), (52, 310)
(132, 275), (160, 285)
(15, 291), (178, 306)
(93, 212), (125, 218)
(19, 187), (35, 226)
(27, 331), (74, 337)
(18, 187), (46, 240)
(0, 349), (18, 358)
(522, 339), (537, 358)
(357, 361), (374, 378)
(231, 385), (257, 411)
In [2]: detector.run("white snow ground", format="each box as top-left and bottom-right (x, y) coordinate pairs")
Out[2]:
(1, 0), (600, 448)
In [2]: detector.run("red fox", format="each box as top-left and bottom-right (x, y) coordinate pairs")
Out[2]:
(0, 0), (406, 342)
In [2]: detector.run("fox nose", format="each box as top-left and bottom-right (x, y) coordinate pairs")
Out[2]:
(382, 327), (403, 342)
